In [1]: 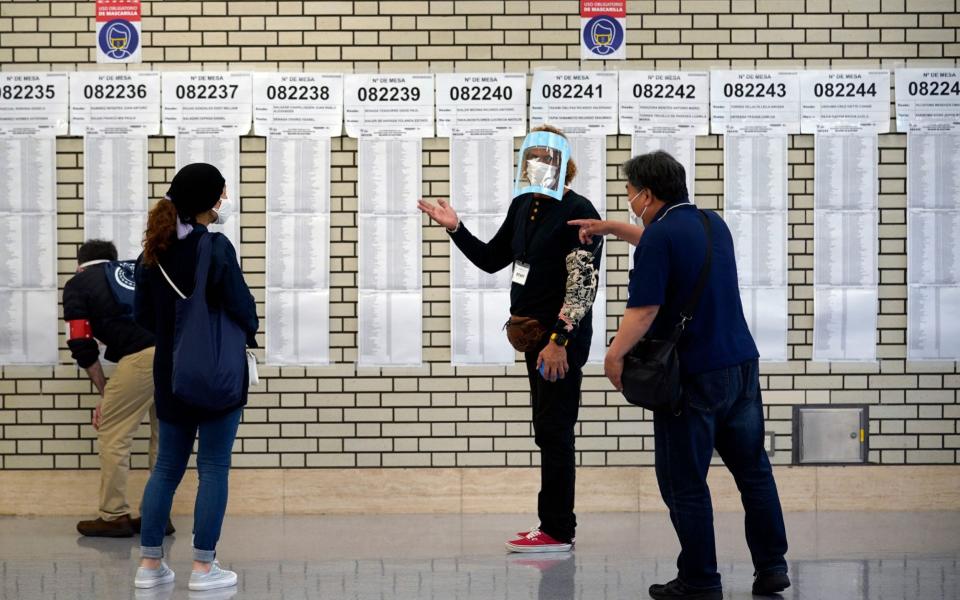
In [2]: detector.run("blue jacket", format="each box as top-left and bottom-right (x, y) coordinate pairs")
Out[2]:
(134, 225), (258, 423)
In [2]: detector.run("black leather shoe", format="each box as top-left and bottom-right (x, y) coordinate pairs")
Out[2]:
(649, 578), (723, 600)
(130, 517), (176, 536)
(753, 571), (790, 595)
(76, 515), (135, 537)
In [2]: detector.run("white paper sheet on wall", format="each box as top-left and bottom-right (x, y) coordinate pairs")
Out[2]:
(566, 135), (608, 363)
(449, 135), (514, 365)
(83, 135), (149, 261)
(907, 131), (960, 360)
(724, 133), (789, 361)
(265, 136), (332, 364)
(175, 135), (241, 248)
(812, 136), (880, 362)
(0, 136), (59, 365)
(357, 137), (423, 366)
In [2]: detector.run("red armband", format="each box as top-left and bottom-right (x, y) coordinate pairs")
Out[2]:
(67, 319), (93, 341)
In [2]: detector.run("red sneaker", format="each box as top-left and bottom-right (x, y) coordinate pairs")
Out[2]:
(505, 529), (573, 553)
(516, 526), (575, 545)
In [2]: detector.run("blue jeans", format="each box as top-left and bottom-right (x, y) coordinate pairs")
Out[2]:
(140, 407), (242, 562)
(653, 359), (788, 590)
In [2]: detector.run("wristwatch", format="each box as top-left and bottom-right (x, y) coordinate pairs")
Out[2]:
(550, 331), (570, 347)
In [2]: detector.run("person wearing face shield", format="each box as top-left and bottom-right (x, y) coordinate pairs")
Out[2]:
(131, 163), (258, 592)
(570, 151), (789, 600)
(419, 125), (603, 553)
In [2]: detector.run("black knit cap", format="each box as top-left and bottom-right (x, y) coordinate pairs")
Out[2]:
(166, 163), (226, 221)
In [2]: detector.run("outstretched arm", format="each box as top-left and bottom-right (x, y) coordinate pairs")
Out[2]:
(419, 197), (515, 274)
(569, 218), (644, 246)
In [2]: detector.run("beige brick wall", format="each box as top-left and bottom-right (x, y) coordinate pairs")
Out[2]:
(0, 0), (958, 470)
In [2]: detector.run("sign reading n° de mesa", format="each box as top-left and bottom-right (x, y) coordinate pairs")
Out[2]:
(96, 0), (141, 64)
(580, 1), (626, 61)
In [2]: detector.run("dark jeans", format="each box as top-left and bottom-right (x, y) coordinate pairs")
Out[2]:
(653, 359), (788, 590)
(140, 407), (243, 562)
(524, 342), (586, 544)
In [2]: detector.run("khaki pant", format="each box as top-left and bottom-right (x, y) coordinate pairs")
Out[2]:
(97, 346), (157, 521)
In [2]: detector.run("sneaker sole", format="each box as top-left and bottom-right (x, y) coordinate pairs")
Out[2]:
(189, 573), (238, 591)
(505, 542), (573, 553)
(134, 573), (175, 589)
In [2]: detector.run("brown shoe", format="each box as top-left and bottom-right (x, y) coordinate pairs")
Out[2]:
(130, 517), (176, 536)
(76, 514), (135, 538)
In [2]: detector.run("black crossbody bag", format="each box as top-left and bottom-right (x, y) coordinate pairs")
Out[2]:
(621, 210), (713, 414)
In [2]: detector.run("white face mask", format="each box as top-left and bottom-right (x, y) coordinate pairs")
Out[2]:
(526, 159), (559, 189)
(628, 189), (647, 227)
(212, 198), (233, 225)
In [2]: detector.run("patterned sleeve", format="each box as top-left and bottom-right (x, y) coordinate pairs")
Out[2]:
(558, 246), (600, 333)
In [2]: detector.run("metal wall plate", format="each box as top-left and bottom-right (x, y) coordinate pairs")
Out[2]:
(793, 405), (869, 465)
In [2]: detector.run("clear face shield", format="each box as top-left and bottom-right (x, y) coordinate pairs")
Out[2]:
(513, 131), (571, 201)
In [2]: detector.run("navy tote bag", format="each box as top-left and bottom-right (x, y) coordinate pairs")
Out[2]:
(158, 233), (247, 411)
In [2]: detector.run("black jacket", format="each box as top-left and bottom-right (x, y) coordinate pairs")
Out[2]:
(134, 226), (259, 423)
(62, 265), (154, 369)
(449, 190), (602, 353)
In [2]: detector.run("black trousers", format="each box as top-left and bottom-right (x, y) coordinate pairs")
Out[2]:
(524, 341), (587, 543)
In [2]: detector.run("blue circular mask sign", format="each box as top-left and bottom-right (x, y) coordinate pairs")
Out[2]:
(583, 15), (624, 57)
(98, 19), (139, 60)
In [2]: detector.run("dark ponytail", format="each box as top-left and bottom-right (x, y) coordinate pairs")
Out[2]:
(142, 198), (178, 266)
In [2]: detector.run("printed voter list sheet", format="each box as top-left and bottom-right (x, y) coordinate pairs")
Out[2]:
(255, 76), (341, 365)
(803, 71), (888, 362)
(348, 75), (430, 367)
(567, 135), (608, 363)
(451, 289), (513, 365)
(813, 287), (878, 362)
(449, 136), (515, 365)
(358, 290), (423, 367)
(906, 131), (960, 360)
(0, 73), (65, 365)
(440, 75), (524, 365)
(0, 141), (57, 365)
(265, 138), (332, 364)
(266, 289), (330, 365)
(724, 132), (789, 361)
(175, 135), (241, 247)
(83, 135), (149, 261)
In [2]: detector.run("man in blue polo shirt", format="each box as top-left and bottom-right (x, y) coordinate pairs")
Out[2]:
(571, 151), (789, 599)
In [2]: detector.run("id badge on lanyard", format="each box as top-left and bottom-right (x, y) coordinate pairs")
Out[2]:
(512, 261), (531, 285)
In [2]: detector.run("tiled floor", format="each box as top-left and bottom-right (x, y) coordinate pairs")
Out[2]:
(1, 512), (958, 599)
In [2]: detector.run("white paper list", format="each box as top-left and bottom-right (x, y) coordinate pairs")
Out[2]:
(449, 136), (515, 365)
(357, 137), (423, 366)
(0, 137), (57, 213)
(358, 290), (423, 367)
(813, 287), (878, 361)
(451, 289), (512, 364)
(724, 133), (789, 361)
(0, 137), (58, 364)
(266, 289), (331, 366)
(263, 130), (333, 365)
(631, 133), (696, 202)
(83, 135), (149, 260)
(567, 135), (608, 363)
(812, 164), (879, 362)
(175, 135), (241, 248)
(907, 132), (960, 360)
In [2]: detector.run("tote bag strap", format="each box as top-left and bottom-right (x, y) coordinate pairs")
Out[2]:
(157, 263), (186, 300)
(156, 233), (216, 302)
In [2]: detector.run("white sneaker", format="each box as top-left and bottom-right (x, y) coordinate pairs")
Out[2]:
(189, 560), (238, 591)
(134, 561), (175, 589)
